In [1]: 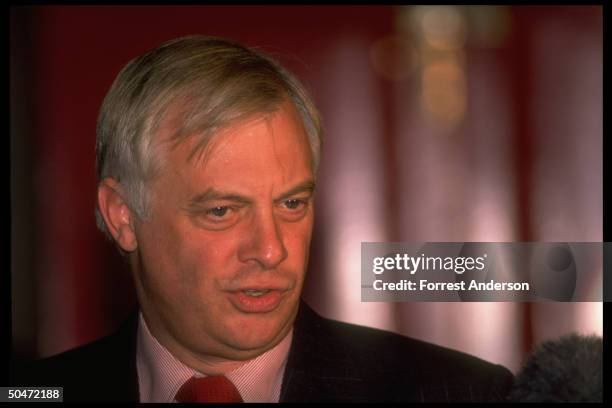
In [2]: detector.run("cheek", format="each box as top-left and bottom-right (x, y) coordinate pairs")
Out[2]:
(137, 229), (240, 316)
(137, 217), (206, 290)
(189, 234), (239, 279)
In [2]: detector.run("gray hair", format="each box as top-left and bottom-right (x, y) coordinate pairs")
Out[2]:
(95, 35), (323, 240)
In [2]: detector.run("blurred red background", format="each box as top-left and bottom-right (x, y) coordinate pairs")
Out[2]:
(10, 6), (602, 373)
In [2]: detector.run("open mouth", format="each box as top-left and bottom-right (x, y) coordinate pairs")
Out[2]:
(242, 289), (272, 297)
(228, 288), (285, 313)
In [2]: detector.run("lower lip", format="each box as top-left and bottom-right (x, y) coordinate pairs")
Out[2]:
(228, 290), (284, 313)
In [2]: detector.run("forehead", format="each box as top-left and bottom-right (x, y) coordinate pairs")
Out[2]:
(156, 101), (313, 191)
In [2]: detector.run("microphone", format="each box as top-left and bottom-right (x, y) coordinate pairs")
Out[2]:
(508, 333), (602, 402)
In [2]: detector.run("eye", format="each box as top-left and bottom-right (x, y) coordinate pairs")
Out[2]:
(278, 198), (310, 222)
(197, 205), (242, 230)
(206, 206), (230, 217)
(284, 199), (303, 210)
(187, 203), (243, 231)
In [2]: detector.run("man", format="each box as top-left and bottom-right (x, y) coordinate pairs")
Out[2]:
(13, 36), (514, 402)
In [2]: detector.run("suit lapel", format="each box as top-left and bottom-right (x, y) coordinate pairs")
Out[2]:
(279, 300), (370, 402)
(97, 309), (140, 402)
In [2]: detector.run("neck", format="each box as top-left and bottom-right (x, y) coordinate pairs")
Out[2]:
(138, 311), (259, 375)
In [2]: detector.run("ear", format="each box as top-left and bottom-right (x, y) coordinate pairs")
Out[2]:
(97, 178), (138, 252)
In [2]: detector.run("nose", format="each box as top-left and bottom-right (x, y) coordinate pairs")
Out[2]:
(238, 208), (288, 270)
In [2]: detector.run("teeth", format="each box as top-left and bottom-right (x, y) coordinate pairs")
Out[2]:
(243, 289), (270, 297)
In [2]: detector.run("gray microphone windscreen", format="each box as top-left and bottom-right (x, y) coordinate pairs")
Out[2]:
(508, 333), (602, 402)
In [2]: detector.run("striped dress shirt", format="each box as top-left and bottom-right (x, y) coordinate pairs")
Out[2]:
(136, 312), (292, 402)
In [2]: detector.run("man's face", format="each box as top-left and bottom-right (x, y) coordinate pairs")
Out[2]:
(131, 101), (314, 366)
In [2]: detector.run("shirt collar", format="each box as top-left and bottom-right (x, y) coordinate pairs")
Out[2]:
(136, 312), (292, 402)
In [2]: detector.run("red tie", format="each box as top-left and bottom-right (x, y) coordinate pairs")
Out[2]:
(175, 375), (244, 403)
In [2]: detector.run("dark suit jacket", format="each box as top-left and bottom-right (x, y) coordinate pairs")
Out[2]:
(12, 300), (513, 402)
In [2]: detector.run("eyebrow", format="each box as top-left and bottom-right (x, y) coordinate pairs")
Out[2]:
(274, 180), (316, 203)
(187, 180), (316, 208)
